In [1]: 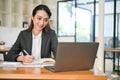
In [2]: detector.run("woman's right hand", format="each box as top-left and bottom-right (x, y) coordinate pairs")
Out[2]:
(17, 55), (34, 63)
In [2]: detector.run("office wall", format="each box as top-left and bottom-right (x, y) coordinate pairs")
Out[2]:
(0, 0), (63, 47)
(0, 27), (25, 47)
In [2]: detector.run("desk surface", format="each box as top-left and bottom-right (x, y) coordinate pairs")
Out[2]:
(0, 67), (107, 80)
(104, 48), (120, 74)
(0, 49), (9, 53)
(105, 48), (120, 52)
(0, 47), (10, 53)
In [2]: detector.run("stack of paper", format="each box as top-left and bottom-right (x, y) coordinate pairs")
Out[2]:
(23, 58), (55, 65)
(0, 58), (55, 67)
(0, 62), (21, 67)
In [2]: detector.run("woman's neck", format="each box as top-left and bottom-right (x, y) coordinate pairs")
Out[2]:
(32, 29), (42, 36)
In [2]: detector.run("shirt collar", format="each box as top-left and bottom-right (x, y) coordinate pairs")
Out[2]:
(32, 31), (42, 39)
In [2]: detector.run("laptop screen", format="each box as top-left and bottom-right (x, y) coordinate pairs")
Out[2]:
(46, 42), (99, 72)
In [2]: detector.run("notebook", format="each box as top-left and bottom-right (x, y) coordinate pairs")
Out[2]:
(45, 42), (99, 72)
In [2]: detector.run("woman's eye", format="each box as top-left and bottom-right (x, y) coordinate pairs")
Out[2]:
(36, 17), (48, 22)
(37, 18), (41, 20)
(44, 19), (48, 22)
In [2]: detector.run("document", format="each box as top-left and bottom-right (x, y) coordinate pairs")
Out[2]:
(0, 53), (4, 61)
(0, 58), (55, 67)
(0, 62), (21, 67)
(22, 58), (55, 65)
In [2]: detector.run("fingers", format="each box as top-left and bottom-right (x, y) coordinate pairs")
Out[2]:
(23, 55), (34, 63)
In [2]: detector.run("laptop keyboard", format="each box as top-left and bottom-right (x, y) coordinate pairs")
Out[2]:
(45, 66), (55, 71)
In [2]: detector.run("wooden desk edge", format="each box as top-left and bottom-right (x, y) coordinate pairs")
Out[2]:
(0, 74), (108, 79)
(0, 49), (9, 53)
(104, 49), (120, 52)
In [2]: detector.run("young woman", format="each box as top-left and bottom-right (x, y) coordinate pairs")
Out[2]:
(5, 4), (58, 63)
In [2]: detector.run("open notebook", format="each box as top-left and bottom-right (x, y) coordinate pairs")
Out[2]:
(45, 42), (99, 72)
(22, 58), (55, 65)
(0, 58), (55, 67)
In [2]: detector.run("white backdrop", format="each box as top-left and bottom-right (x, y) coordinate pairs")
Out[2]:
(0, 27), (25, 47)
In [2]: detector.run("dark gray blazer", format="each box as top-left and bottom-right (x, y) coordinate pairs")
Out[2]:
(5, 29), (58, 61)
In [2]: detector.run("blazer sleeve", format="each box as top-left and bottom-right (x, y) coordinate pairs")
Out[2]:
(50, 30), (58, 58)
(4, 31), (22, 61)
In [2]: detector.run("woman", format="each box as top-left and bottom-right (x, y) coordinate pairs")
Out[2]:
(5, 4), (58, 63)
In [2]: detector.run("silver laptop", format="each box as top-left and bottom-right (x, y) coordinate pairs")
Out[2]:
(45, 42), (99, 72)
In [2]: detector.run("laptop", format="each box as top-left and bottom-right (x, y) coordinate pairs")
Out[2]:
(45, 42), (99, 72)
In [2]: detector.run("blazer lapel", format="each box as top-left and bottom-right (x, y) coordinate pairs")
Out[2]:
(41, 31), (48, 57)
(26, 31), (32, 55)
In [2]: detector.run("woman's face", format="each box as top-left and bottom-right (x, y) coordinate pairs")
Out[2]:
(32, 10), (49, 31)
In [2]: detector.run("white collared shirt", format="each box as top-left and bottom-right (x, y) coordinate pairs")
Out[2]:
(32, 31), (42, 60)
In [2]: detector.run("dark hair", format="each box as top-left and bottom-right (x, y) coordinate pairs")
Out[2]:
(27, 4), (52, 32)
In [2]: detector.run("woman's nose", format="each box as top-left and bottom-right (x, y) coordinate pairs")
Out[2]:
(39, 20), (44, 25)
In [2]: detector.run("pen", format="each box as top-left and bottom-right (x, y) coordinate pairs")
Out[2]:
(23, 50), (29, 55)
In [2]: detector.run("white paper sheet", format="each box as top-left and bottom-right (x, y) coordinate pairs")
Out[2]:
(0, 58), (54, 67)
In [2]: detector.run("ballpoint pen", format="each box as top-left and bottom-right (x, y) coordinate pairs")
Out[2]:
(23, 50), (29, 55)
